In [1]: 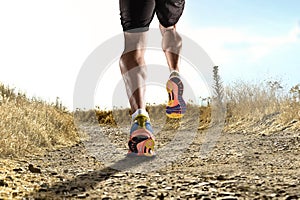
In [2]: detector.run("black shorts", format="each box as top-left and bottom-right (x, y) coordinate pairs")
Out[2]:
(119, 0), (185, 32)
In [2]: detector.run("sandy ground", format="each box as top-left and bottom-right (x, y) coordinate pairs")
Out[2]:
(0, 121), (299, 199)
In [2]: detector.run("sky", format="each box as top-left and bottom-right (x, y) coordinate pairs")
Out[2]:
(183, 0), (300, 84)
(0, 0), (299, 110)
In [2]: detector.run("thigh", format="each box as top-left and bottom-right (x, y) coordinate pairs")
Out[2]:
(155, 0), (185, 27)
(119, 0), (156, 32)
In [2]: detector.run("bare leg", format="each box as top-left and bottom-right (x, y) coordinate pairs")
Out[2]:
(159, 24), (182, 72)
(161, 24), (186, 118)
(119, 32), (148, 113)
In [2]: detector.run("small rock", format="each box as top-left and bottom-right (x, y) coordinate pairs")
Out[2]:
(112, 173), (126, 178)
(0, 179), (8, 187)
(183, 192), (195, 198)
(217, 196), (238, 200)
(5, 176), (13, 181)
(219, 192), (236, 196)
(153, 173), (161, 177)
(216, 175), (227, 180)
(196, 182), (210, 187)
(136, 185), (148, 189)
(164, 186), (173, 190)
(12, 191), (18, 198)
(13, 168), (22, 172)
(286, 195), (299, 200)
(146, 192), (155, 197)
(210, 188), (218, 193)
(40, 183), (49, 188)
(38, 188), (48, 192)
(101, 197), (112, 200)
(51, 171), (58, 176)
(77, 193), (88, 198)
(157, 193), (166, 200)
(28, 164), (41, 173)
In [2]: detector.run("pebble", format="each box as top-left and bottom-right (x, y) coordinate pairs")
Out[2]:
(219, 192), (236, 196)
(50, 171), (58, 176)
(77, 193), (88, 198)
(196, 182), (211, 187)
(112, 173), (126, 178)
(136, 185), (148, 189)
(216, 196), (238, 200)
(0, 180), (8, 187)
(286, 195), (299, 200)
(13, 168), (22, 172)
(28, 164), (41, 173)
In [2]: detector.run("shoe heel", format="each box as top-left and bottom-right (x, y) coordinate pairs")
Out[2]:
(166, 77), (186, 118)
(137, 138), (155, 156)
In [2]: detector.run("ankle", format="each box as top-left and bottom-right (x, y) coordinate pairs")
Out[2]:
(131, 108), (149, 121)
(170, 70), (180, 78)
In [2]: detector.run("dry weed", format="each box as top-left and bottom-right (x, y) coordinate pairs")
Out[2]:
(0, 83), (80, 158)
(224, 80), (300, 133)
(2, 77), (299, 158)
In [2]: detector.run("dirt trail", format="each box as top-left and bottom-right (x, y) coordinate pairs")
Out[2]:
(0, 126), (300, 199)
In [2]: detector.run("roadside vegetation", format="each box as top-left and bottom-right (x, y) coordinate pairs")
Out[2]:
(224, 80), (300, 133)
(1, 66), (299, 157)
(0, 83), (80, 158)
(93, 66), (300, 133)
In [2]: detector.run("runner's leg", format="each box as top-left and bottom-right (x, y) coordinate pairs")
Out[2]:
(119, 0), (155, 113)
(160, 24), (182, 72)
(155, 0), (185, 72)
(156, 0), (186, 118)
(119, 0), (156, 156)
(119, 32), (148, 113)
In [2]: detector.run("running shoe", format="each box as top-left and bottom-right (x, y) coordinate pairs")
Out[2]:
(128, 114), (155, 156)
(166, 73), (186, 118)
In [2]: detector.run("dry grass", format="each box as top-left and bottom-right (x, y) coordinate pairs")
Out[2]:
(224, 80), (300, 133)
(91, 79), (300, 134)
(225, 80), (283, 121)
(0, 83), (80, 158)
(3, 77), (298, 158)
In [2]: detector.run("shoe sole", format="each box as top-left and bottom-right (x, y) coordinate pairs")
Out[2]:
(127, 138), (156, 157)
(128, 129), (156, 157)
(166, 77), (186, 118)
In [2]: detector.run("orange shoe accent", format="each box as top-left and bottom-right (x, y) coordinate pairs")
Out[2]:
(128, 115), (155, 157)
(166, 76), (186, 119)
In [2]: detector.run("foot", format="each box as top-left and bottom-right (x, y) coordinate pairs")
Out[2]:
(166, 72), (186, 118)
(128, 114), (155, 156)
